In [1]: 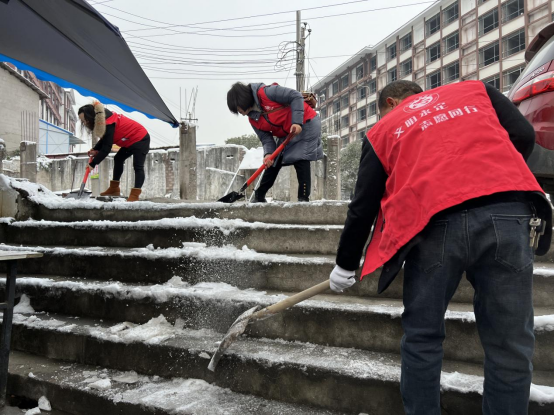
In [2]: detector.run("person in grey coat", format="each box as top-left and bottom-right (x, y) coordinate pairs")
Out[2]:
(227, 82), (323, 202)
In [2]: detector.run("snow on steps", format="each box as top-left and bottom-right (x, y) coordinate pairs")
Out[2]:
(6, 175), (348, 225)
(2, 244), (554, 307)
(8, 351), (329, 415)
(7, 312), (554, 415)
(6, 277), (554, 372)
(0, 217), (343, 255)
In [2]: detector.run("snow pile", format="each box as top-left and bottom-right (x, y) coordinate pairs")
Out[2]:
(14, 294), (35, 314)
(239, 147), (263, 169)
(534, 315), (554, 332)
(38, 396), (51, 411)
(92, 315), (183, 345)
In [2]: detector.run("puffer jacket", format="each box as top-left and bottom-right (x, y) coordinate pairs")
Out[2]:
(247, 83), (323, 165)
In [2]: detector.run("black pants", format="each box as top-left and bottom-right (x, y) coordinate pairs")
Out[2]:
(113, 134), (150, 188)
(256, 157), (311, 201)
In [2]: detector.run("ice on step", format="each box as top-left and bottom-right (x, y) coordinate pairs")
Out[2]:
(25, 407), (40, 415)
(14, 294), (34, 314)
(112, 371), (139, 384)
(89, 378), (111, 391)
(38, 396), (51, 411)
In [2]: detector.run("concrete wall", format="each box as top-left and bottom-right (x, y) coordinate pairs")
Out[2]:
(11, 145), (333, 201)
(0, 67), (40, 154)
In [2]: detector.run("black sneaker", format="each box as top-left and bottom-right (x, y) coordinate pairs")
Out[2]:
(251, 191), (267, 203)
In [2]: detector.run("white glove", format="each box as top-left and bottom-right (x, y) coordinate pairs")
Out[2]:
(329, 265), (357, 292)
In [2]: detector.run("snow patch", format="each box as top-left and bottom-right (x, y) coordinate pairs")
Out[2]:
(14, 294), (34, 314)
(89, 379), (111, 391)
(38, 396), (51, 411)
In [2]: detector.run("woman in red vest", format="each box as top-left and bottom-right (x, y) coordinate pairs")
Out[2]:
(78, 101), (150, 202)
(227, 82), (323, 202)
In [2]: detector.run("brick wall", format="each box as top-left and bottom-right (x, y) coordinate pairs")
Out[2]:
(0, 67), (40, 154)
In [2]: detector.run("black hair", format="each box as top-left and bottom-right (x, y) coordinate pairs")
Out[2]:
(378, 81), (423, 111)
(77, 105), (112, 132)
(227, 82), (255, 114)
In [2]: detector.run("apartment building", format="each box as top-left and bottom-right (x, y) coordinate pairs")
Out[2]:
(314, 0), (553, 148)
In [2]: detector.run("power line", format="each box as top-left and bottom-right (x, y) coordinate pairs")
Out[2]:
(97, 0), (375, 29)
(126, 41), (280, 52)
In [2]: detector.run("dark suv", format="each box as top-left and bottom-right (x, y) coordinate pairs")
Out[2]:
(507, 22), (554, 195)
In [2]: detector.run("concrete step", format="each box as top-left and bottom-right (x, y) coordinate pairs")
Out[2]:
(7, 312), (554, 415)
(2, 244), (554, 308)
(6, 277), (554, 371)
(0, 218), (342, 255)
(18, 196), (349, 225)
(8, 351), (328, 415)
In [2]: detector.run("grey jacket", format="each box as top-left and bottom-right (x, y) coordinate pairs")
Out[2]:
(248, 83), (323, 165)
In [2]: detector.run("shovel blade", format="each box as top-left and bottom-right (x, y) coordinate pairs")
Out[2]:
(218, 191), (244, 203)
(64, 190), (92, 199)
(208, 305), (260, 371)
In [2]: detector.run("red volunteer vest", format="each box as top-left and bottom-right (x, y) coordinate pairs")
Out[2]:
(105, 112), (148, 148)
(361, 81), (544, 277)
(249, 84), (317, 138)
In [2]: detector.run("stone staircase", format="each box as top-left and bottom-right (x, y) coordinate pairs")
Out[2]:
(0, 189), (553, 413)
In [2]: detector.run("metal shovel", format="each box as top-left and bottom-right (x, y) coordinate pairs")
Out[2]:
(208, 280), (330, 371)
(218, 132), (295, 203)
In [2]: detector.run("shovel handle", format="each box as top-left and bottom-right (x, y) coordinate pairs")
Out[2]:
(77, 157), (93, 197)
(252, 280), (330, 321)
(241, 132), (296, 191)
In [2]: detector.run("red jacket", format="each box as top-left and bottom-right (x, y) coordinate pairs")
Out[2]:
(249, 85), (317, 138)
(361, 81), (544, 277)
(105, 112), (148, 148)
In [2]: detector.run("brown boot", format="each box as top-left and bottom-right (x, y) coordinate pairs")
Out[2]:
(100, 180), (120, 196)
(127, 188), (141, 202)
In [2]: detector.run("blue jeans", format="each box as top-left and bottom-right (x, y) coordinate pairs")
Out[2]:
(400, 201), (535, 415)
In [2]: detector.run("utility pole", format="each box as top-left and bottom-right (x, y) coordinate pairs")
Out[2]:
(295, 11), (305, 92)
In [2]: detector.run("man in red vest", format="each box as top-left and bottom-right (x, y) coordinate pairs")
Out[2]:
(330, 80), (552, 414)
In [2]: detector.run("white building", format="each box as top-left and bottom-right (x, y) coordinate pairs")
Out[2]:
(314, 0), (553, 147)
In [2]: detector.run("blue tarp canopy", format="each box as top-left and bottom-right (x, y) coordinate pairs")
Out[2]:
(0, 0), (179, 127)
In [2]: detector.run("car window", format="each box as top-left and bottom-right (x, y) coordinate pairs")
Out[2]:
(519, 35), (554, 80)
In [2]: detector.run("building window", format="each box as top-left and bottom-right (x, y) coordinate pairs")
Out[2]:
(503, 65), (524, 91)
(332, 81), (339, 96)
(478, 0), (489, 4)
(501, 0), (524, 23)
(341, 136), (349, 148)
(333, 119), (340, 132)
(341, 115), (349, 129)
(444, 32), (459, 54)
(358, 86), (367, 101)
(356, 64), (364, 81)
(320, 107), (327, 119)
(502, 29), (525, 58)
(443, 61), (459, 83)
(358, 130), (366, 140)
(479, 9), (499, 35)
(341, 94), (349, 109)
(427, 42), (441, 63)
(426, 13), (441, 36)
(400, 59), (413, 77)
(479, 41), (499, 67)
(370, 56), (377, 72)
(388, 67), (397, 83)
(427, 71), (442, 89)
(483, 74), (500, 90)
(358, 107), (367, 122)
(443, 2), (459, 26)
(333, 100), (340, 114)
(340, 74), (349, 90)
(388, 43), (397, 61)
(369, 79), (377, 94)
(400, 33), (412, 52)
(368, 101), (377, 117)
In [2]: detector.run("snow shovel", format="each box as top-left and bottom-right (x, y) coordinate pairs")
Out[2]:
(65, 157), (93, 199)
(208, 279), (330, 371)
(218, 132), (296, 203)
